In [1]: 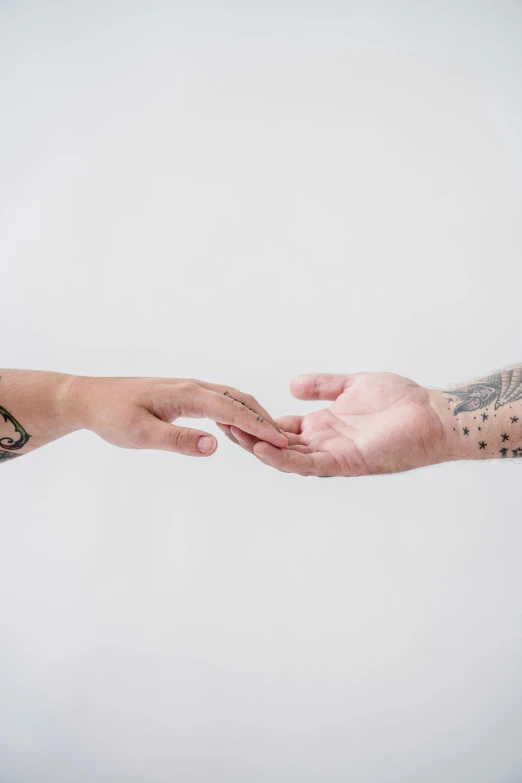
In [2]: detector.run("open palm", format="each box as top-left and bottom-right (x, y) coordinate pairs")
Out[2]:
(228, 373), (448, 477)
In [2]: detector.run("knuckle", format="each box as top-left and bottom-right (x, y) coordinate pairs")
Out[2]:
(178, 380), (197, 396)
(169, 428), (192, 451)
(314, 376), (325, 396)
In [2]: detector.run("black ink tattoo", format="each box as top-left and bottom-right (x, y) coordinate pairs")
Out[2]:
(501, 433), (510, 442)
(500, 448), (509, 458)
(511, 416), (519, 424)
(0, 450), (18, 462)
(479, 441), (487, 449)
(223, 391), (265, 423)
(463, 427), (469, 435)
(444, 368), (522, 415)
(0, 406), (31, 451)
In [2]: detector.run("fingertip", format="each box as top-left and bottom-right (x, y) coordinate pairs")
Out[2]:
(264, 426), (289, 449)
(253, 441), (275, 460)
(253, 441), (266, 457)
(278, 432), (289, 449)
(197, 435), (217, 455)
(273, 436), (289, 450)
(289, 375), (307, 399)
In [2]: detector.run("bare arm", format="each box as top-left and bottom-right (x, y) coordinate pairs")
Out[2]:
(0, 369), (287, 463)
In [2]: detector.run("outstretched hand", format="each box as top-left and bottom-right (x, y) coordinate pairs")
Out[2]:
(64, 376), (288, 457)
(222, 373), (451, 477)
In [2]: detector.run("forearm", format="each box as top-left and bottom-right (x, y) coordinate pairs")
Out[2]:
(0, 370), (79, 462)
(432, 366), (522, 462)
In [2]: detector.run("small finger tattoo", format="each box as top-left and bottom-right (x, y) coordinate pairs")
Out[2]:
(224, 390), (262, 419)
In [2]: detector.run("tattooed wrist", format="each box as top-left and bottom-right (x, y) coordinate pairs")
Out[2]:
(0, 370), (82, 463)
(444, 368), (522, 414)
(441, 366), (522, 461)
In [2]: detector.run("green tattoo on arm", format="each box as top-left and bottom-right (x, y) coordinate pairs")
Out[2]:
(0, 405), (31, 457)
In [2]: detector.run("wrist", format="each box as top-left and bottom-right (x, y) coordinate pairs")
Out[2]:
(60, 374), (91, 433)
(428, 389), (466, 463)
(0, 370), (84, 451)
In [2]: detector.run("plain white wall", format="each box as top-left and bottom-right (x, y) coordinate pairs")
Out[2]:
(2, 2), (522, 781)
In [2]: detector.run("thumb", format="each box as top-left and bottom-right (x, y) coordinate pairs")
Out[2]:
(140, 417), (217, 456)
(290, 373), (358, 401)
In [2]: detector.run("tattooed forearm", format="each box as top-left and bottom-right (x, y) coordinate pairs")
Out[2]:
(0, 450), (20, 463)
(444, 367), (522, 415)
(0, 405), (31, 456)
(0, 450), (18, 461)
(440, 364), (522, 459)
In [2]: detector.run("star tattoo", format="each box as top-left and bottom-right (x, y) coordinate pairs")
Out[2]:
(512, 448), (522, 458)
(463, 427), (469, 435)
(447, 397), (454, 403)
(501, 433), (510, 442)
(479, 441), (487, 449)
(481, 413), (489, 422)
(500, 448), (508, 458)
(511, 416), (519, 424)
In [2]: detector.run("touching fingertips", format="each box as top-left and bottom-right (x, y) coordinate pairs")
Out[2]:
(272, 430), (289, 448)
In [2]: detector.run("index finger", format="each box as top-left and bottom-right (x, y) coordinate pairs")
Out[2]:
(194, 381), (282, 433)
(194, 389), (288, 449)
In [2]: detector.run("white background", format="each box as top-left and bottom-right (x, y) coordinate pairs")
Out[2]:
(1, 2), (522, 781)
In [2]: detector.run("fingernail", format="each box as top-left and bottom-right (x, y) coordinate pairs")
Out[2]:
(198, 436), (216, 454)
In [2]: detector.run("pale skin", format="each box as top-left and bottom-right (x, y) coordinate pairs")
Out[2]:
(221, 368), (522, 477)
(3, 368), (522, 475)
(0, 370), (288, 462)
